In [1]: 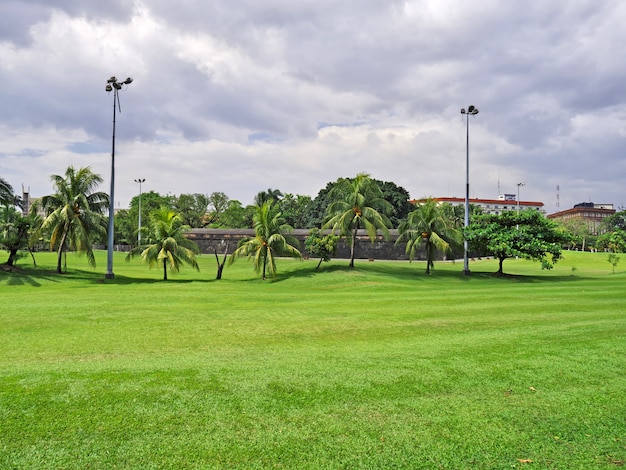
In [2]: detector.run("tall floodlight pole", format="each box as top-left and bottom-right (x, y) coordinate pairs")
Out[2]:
(105, 76), (133, 279)
(134, 178), (145, 245)
(460, 105), (479, 276)
(517, 182), (525, 212)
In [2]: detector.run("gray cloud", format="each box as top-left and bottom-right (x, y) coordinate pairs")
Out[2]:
(0, 0), (624, 212)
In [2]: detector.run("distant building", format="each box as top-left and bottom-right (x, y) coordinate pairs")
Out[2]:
(547, 202), (615, 235)
(412, 195), (545, 214)
(21, 185), (31, 216)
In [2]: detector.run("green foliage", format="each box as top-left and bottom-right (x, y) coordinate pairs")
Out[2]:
(596, 228), (626, 253)
(0, 177), (17, 207)
(279, 193), (312, 228)
(305, 177), (411, 229)
(465, 209), (570, 275)
(204, 191), (230, 226)
(397, 198), (462, 274)
(608, 253), (620, 273)
(229, 200), (302, 279)
(30, 166), (108, 273)
(126, 207), (200, 280)
(172, 193), (210, 228)
(323, 173), (392, 268)
(305, 228), (339, 269)
(254, 187), (283, 206)
(600, 210), (626, 232)
(213, 199), (254, 228)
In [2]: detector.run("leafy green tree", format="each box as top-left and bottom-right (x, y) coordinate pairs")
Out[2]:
(204, 191), (230, 226)
(279, 193), (312, 228)
(397, 198), (462, 275)
(254, 188), (283, 206)
(323, 173), (392, 268)
(30, 166), (108, 274)
(305, 228), (339, 270)
(600, 210), (626, 232)
(305, 178), (411, 229)
(558, 217), (592, 251)
(215, 200), (254, 228)
(126, 207), (200, 281)
(608, 253), (620, 274)
(0, 177), (17, 207)
(229, 201), (301, 280)
(465, 209), (570, 275)
(596, 228), (626, 253)
(172, 193), (210, 228)
(378, 180), (412, 227)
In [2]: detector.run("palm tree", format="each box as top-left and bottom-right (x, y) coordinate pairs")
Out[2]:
(323, 173), (392, 268)
(229, 200), (301, 280)
(30, 166), (108, 274)
(396, 198), (461, 275)
(126, 207), (200, 281)
(0, 177), (15, 206)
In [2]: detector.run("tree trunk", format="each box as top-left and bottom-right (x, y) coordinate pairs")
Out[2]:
(56, 226), (70, 274)
(163, 259), (168, 280)
(6, 249), (18, 266)
(497, 257), (504, 274)
(262, 254), (267, 280)
(316, 257), (324, 270)
(349, 226), (358, 268)
(214, 244), (228, 280)
(425, 242), (432, 275)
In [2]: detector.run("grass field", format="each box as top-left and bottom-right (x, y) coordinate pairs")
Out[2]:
(1, 250), (625, 469)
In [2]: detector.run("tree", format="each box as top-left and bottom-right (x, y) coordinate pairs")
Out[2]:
(465, 209), (570, 275)
(0, 177), (17, 207)
(204, 191), (230, 226)
(608, 253), (620, 274)
(254, 188), (283, 206)
(229, 201), (301, 280)
(305, 228), (339, 270)
(596, 228), (626, 253)
(305, 177), (411, 229)
(30, 166), (108, 274)
(216, 200), (254, 228)
(126, 207), (200, 281)
(279, 193), (312, 228)
(396, 198), (462, 274)
(172, 193), (210, 228)
(558, 217), (592, 251)
(600, 210), (626, 232)
(323, 173), (392, 268)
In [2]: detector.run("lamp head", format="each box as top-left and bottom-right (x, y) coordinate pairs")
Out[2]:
(123, 77), (133, 85)
(105, 84), (113, 92)
(460, 108), (466, 114)
(107, 76), (117, 83)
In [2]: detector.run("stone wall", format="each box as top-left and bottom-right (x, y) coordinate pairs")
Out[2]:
(186, 228), (414, 260)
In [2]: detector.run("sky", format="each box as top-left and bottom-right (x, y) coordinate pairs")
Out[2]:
(1, 0), (625, 213)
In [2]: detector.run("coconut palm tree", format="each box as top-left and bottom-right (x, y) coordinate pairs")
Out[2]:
(30, 166), (108, 274)
(229, 200), (301, 280)
(0, 177), (15, 206)
(323, 173), (392, 268)
(396, 197), (461, 275)
(126, 207), (199, 280)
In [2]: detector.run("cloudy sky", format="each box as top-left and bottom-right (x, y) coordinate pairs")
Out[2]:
(1, 0), (625, 213)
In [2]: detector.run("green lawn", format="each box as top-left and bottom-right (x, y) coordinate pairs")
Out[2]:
(1, 250), (625, 469)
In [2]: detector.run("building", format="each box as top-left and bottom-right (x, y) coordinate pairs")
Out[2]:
(413, 195), (545, 214)
(547, 202), (615, 235)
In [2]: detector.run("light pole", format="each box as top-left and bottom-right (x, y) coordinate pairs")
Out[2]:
(517, 182), (525, 212)
(460, 105), (479, 276)
(134, 178), (145, 245)
(105, 76), (133, 279)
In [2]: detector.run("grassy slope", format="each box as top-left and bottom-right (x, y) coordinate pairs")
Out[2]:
(0, 250), (625, 469)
